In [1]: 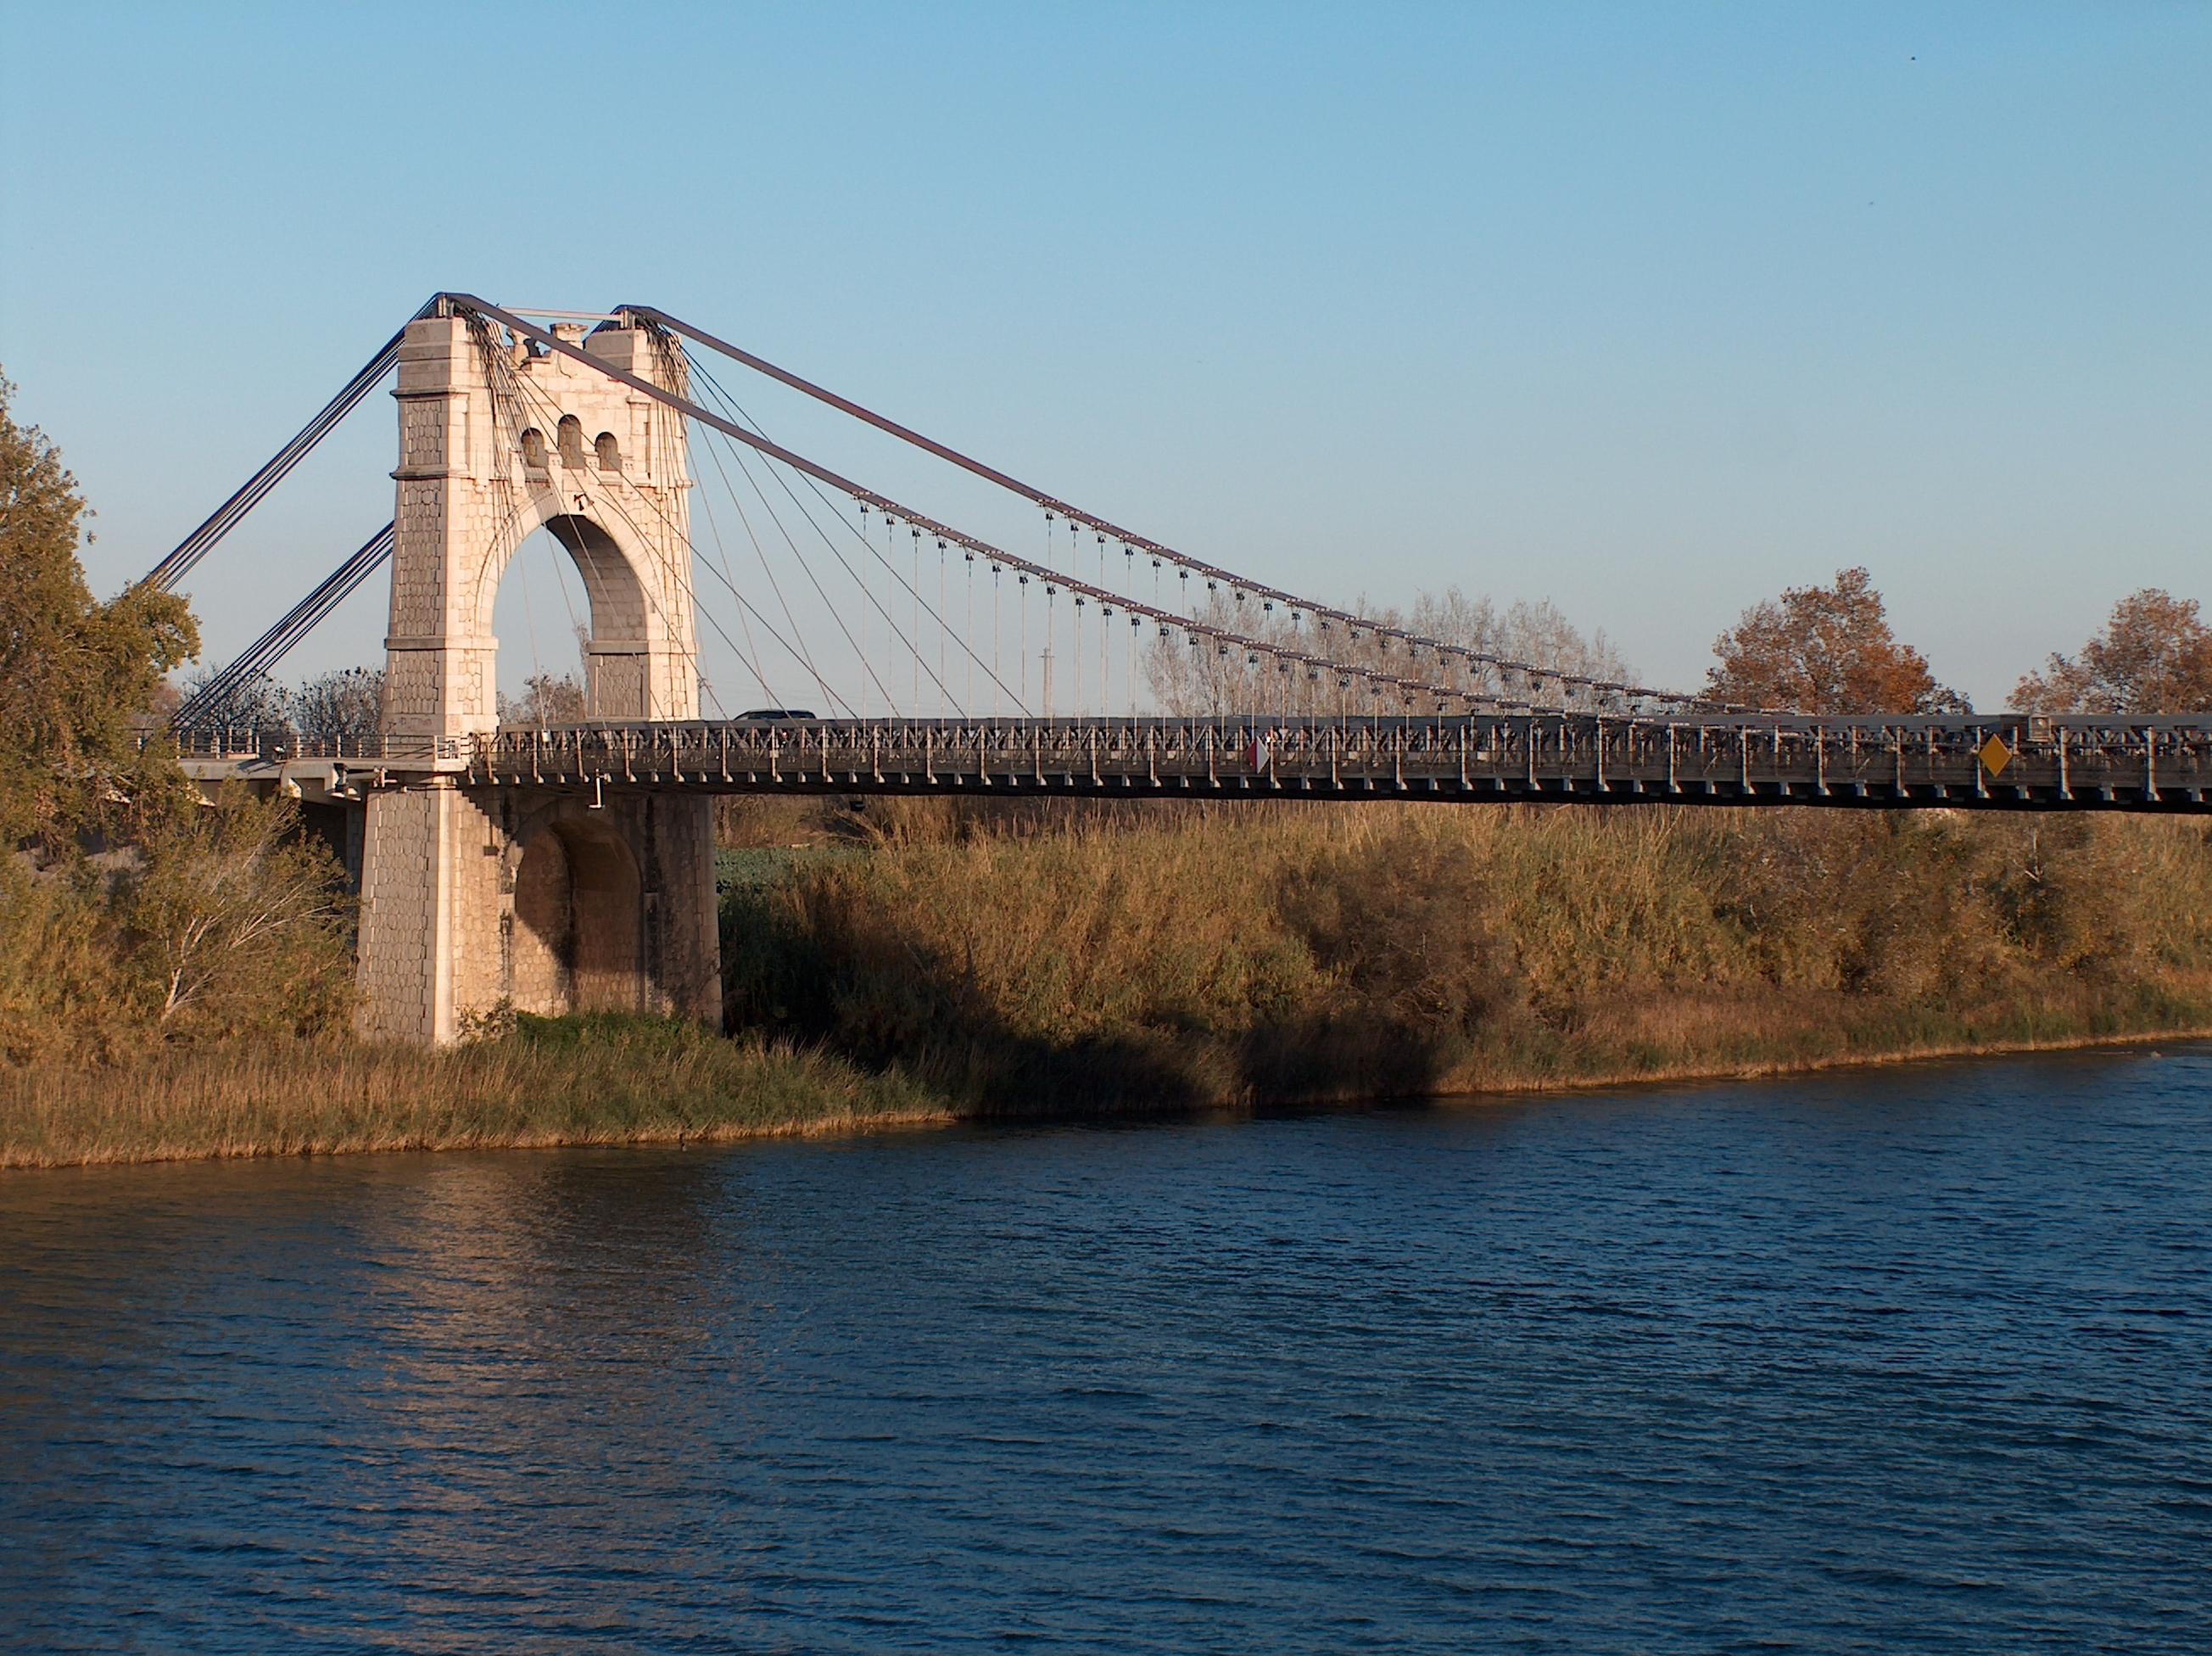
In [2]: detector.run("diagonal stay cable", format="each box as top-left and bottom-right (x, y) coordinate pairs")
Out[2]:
(684, 335), (1508, 716)
(186, 526), (393, 708)
(692, 351), (1443, 717)
(636, 302), (1739, 713)
(506, 298), (1482, 713)
(494, 364), (751, 717)
(575, 322), (881, 715)
(175, 522), (395, 729)
(690, 411), (852, 713)
(144, 297), (440, 592)
(683, 358), (964, 717)
(496, 356), (845, 719)
(684, 431), (778, 708)
(686, 382), (908, 714)
(688, 349), (1036, 716)
(455, 299), (1505, 716)
(687, 352), (1029, 718)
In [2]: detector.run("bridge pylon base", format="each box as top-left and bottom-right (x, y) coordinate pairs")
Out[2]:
(355, 780), (719, 1045)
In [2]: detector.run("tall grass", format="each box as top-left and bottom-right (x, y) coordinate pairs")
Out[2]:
(722, 803), (2212, 1110)
(0, 1016), (939, 1169)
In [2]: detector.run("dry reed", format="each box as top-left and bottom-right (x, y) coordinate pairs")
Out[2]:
(0, 1019), (938, 1169)
(12, 803), (2212, 1171)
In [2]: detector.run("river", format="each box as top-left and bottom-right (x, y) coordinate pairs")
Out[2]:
(3, 1048), (2209, 1652)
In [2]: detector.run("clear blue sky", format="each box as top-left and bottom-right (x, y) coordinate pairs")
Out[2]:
(3, 1), (2206, 708)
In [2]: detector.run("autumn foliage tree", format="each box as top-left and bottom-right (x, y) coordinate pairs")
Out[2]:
(0, 371), (198, 847)
(2011, 589), (2212, 713)
(0, 375), (356, 1057)
(1706, 567), (1964, 714)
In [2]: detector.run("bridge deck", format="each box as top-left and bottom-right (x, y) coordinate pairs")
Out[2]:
(170, 714), (2212, 813)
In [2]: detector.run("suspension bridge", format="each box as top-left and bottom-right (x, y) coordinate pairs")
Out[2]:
(144, 295), (2212, 1042)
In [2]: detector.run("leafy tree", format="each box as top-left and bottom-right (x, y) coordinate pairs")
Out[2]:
(0, 864), (137, 1062)
(2012, 589), (2212, 713)
(1706, 567), (1965, 714)
(0, 379), (353, 1055)
(0, 372), (198, 845)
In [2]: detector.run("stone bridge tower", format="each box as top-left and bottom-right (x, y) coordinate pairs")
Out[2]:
(356, 309), (720, 1043)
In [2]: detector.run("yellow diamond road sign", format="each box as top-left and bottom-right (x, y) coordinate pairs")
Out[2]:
(1978, 735), (2014, 777)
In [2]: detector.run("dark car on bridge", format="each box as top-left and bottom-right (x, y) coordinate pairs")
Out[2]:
(735, 708), (818, 721)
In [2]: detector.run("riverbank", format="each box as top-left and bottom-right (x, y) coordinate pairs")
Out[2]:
(4, 999), (2207, 1172)
(8, 803), (2212, 1169)
(0, 1017), (946, 1170)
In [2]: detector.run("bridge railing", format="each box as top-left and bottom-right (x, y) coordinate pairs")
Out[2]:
(443, 713), (2212, 809)
(146, 728), (472, 766)
(145, 714), (2212, 810)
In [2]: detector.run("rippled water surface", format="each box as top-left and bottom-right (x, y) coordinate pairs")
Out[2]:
(4, 1050), (2212, 1652)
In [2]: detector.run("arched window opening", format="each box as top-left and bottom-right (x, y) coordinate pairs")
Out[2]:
(595, 432), (622, 474)
(557, 416), (586, 467)
(520, 427), (547, 471)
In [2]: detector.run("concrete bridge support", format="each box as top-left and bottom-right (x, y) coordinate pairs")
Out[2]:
(356, 308), (718, 1043)
(358, 782), (718, 1043)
